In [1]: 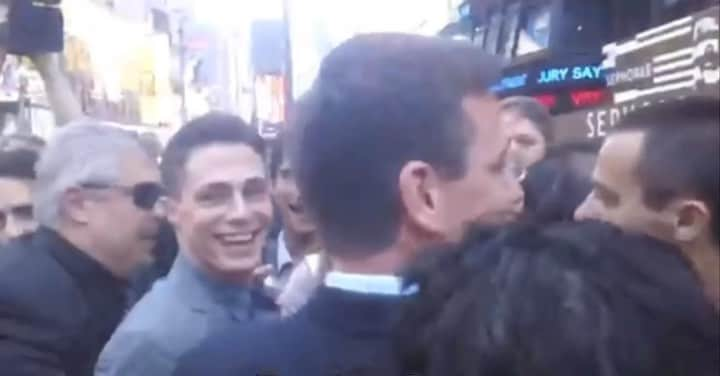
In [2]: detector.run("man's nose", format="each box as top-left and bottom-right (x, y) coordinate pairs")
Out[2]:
(574, 197), (593, 221)
(227, 193), (251, 222)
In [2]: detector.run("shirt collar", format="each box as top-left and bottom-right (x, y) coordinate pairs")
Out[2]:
(276, 231), (294, 270)
(169, 252), (251, 311)
(324, 271), (417, 296)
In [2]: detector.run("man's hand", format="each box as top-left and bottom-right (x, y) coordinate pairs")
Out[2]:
(252, 264), (274, 282)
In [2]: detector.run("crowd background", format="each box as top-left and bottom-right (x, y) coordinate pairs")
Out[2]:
(0, 1), (718, 376)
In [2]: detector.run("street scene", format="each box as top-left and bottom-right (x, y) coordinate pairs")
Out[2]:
(0, 0), (718, 375)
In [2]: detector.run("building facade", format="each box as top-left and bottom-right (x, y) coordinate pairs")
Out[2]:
(444, 0), (719, 144)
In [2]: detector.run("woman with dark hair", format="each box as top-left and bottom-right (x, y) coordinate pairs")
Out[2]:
(521, 142), (596, 223)
(397, 221), (719, 376)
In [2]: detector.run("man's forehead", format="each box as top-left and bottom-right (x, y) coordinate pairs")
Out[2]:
(185, 143), (266, 187)
(594, 131), (645, 184)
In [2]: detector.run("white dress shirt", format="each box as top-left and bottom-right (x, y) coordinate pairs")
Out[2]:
(324, 271), (418, 296)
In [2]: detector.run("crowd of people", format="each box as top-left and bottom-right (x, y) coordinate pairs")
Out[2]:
(0, 32), (718, 376)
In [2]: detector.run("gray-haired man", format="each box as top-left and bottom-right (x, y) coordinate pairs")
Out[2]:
(0, 122), (163, 376)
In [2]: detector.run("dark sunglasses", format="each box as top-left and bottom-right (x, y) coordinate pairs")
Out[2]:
(0, 205), (34, 230)
(80, 182), (165, 211)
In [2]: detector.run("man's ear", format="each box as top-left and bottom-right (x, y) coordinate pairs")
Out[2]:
(61, 187), (91, 225)
(397, 161), (444, 237)
(668, 199), (711, 243)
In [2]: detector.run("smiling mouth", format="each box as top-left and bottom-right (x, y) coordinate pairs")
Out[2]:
(215, 231), (261, 246)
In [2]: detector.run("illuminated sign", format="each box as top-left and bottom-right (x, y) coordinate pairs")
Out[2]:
(491, 73), (528, 92)
(531, 89), (610, 113)
(602, 6), (720, 104)
(537, 65), (604, 85)
(493, 63), (605, 92)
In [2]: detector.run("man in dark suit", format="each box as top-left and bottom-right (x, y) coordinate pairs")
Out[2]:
(0, 122), (163, 376)
(174, 33), (525, 375)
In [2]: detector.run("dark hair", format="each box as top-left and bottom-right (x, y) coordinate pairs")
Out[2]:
(616, 97), (719, 243)
(398, 221), (720, 376)
(137, 132), (163, 160)
(0, 148), (38, 180)
(522, 157), (592, 223)
(161, 112), (265, 195)
(293, 33), (502, 255)
(501, 96), (554, 143)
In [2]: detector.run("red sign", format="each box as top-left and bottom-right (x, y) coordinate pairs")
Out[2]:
(570, 89), (608, 108)
(533, 88), (609, 113)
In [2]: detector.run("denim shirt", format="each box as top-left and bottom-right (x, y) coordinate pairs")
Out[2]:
(95, 253), (277, 376)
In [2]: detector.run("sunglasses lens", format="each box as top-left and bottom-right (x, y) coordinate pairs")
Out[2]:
(11, 205), (33, 221)
(0, 211), (6, 230)
(133, 183), (164, 210)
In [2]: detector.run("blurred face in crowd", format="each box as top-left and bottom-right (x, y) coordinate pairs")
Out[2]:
(0, 177), (35, 243)
(501, 110), (547, 168)
(575, 131), (676, 241)
(168, 143), (273, 282)
(403, 95), (525, 245)
(273, 157), (316, 236)
(77, 150), (162, 274)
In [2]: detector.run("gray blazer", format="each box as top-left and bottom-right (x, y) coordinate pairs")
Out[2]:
(95, 253), (277, 376)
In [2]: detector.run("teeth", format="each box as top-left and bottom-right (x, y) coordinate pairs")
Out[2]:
(220, 233), (253, 243)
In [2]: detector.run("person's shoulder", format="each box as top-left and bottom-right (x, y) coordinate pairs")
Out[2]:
(175, 312), (314, 374)
(0, 236), (83, 308)
(216, 311), (306, 348)
(114, 279), (195, 339)
(0, 238), (86, 343)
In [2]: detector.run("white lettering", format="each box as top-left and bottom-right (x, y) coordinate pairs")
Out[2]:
(586, 112), (597, 138)
(607, 63), (653, 86)
(597, 111), (608, 138)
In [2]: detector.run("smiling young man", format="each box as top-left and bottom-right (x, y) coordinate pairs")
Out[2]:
(96, 113), (278, 376)
(174, 33), (524, 376)
(575, 97), (720, 308)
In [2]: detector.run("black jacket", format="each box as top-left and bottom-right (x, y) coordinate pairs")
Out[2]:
(173, 286), (407, 376)
(0, 227), (127, 376)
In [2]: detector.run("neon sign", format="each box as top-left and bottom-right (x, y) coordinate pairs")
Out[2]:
(537, 65), (604, 85)
(491, 73), (528, 92)
(492, 64), (605, 92)
(532, 89), (609, 112)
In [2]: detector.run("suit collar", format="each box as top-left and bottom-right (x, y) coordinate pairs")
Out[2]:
(167, 253), (251, 312)
(166, 253), (278, 316)
(304, 286), (408, 337)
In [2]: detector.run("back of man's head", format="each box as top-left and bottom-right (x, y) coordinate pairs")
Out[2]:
(0, 148), (38, 180)
(161, 112), (265, 196)
(616, 97), (719, 244)
(292, 33), (503, 256)
(399, 221), (720, 376)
